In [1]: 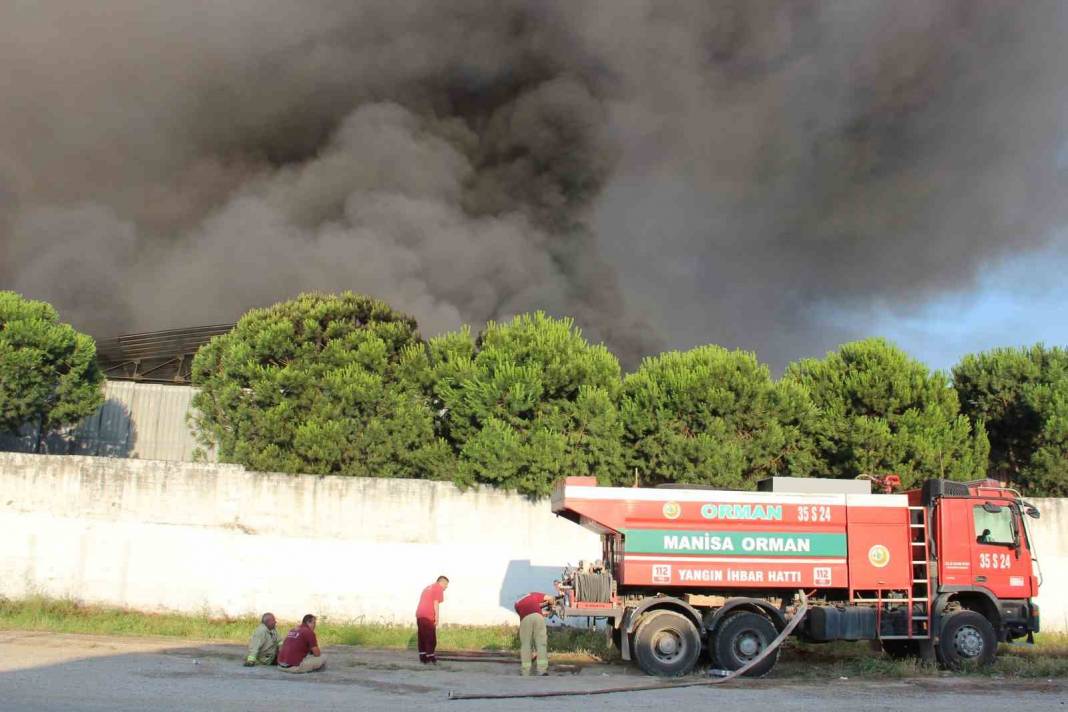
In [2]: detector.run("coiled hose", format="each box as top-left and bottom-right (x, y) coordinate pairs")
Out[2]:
(573, 571), (613, 603)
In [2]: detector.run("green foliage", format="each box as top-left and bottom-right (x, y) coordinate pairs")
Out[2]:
(0, 291), (103, 436)
(621, 346), (818, 489)
(784, 338), (988, 488)
(430, 312), (626, 496)
(191, 292), (452, 479)
(953, 345), (1068, 495)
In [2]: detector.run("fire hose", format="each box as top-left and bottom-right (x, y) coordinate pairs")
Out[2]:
(447, 592), (809, 700)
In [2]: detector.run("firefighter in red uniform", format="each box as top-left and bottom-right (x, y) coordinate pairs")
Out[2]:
(416, 575), (449, 663)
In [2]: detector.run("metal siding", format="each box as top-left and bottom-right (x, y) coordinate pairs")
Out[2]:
(0, 381), (212, 462)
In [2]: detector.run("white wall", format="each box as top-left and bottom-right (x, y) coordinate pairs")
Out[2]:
(0, 452), (1064, 631)
(0, 453), (600, 625)
(1029, 498), (1067, 634)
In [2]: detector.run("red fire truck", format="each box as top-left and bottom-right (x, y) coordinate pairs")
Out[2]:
(551, 476), (1042, 677)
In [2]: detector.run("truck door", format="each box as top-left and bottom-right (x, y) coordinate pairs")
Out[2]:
(970, 499), (1032, 599)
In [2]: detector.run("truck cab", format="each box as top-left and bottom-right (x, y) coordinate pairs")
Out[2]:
(912, 479), (1041, 646)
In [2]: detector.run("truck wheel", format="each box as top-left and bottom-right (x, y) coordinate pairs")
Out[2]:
(712, 612), (780, 678)
(936, 611), (997, 670)
(633, 611), (702, 677)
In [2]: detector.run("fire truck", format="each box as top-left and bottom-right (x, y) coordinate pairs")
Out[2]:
(551, 476), (1042, 677)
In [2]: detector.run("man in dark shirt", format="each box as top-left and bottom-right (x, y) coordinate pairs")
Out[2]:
(415, 576), (449, 663)
(278, 614), (325, 673)
(514, 592), (554, 676)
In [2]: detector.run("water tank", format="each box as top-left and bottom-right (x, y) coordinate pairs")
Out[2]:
(756, 477), (871, 495)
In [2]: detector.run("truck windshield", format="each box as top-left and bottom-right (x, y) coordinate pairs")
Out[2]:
(974, 504), (1015, 545)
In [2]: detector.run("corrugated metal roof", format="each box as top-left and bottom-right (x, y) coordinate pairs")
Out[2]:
(96, 324), (233, 384)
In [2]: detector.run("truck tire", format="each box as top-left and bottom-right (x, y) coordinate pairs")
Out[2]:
(712, 611), (780, 678)
(936, 611), (997, 670)
(633, 610), (702, 677)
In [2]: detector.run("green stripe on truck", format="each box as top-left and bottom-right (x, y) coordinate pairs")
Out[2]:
(622, 529), (848, 557)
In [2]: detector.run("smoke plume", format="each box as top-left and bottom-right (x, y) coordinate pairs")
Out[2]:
(1, 1), (1065, 367)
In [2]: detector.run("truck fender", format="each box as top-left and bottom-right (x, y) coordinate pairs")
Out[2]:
(933, 587), (1003, 638)
(704, 598), (787, 634)
(623, 597), (704, 636)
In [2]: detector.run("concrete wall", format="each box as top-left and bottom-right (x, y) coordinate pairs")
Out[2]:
(0, 453), (600, 625)
(0, 382), (211, 463)
(1027, 497), (1068, 633)
(0, 451), (1064, 631)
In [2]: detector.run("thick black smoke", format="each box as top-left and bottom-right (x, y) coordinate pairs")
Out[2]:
(1, 1), (1065, 367)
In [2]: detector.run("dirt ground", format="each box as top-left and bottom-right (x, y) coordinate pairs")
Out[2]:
(0, 630), (1064, 712)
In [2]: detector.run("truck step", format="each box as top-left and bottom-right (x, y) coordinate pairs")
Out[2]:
(880, 635), (932, 640)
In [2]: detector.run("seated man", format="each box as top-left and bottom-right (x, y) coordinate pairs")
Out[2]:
(243, 612), (280, 667)
(278, 614), (325, 673)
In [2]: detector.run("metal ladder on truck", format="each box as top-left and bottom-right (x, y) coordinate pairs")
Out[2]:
(859, 506), (932, 640)
(905, 506), (933, 638)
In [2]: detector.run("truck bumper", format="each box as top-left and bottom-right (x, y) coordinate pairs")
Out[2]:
(999, 599), (1039, 640)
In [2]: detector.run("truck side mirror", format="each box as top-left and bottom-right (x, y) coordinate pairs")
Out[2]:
(982, 502), (1003, 514)
(1025, 506), (1040, 519)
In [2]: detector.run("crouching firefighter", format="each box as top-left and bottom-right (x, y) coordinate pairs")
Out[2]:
(514, 592), (555, 676)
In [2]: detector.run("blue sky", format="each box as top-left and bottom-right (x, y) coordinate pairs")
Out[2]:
(821, 239), (1068, 372)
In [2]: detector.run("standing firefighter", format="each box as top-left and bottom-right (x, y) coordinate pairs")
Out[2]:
(416, 575), (449, 664)
(514, 592), (554, 676)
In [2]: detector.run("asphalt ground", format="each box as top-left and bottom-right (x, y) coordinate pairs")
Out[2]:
(0, 631), (1064, 712)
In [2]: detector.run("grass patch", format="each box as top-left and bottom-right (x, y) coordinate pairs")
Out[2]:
(777, 636), (1068, 679)
(994, 634), (1068, 678)
(0, 596), (609, 656)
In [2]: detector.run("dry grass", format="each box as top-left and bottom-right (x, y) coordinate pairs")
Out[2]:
(0, 595), (609, 656)
(777, 636), (1068, 679)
